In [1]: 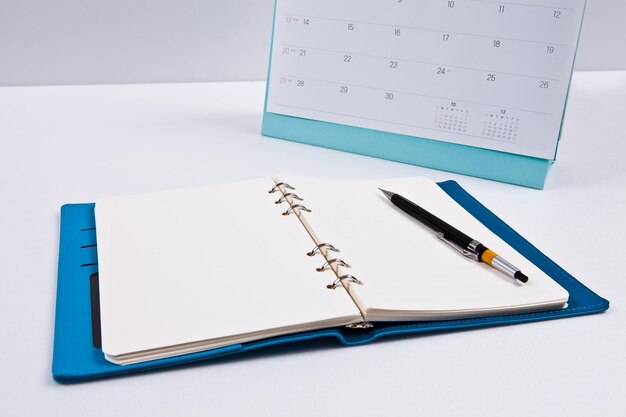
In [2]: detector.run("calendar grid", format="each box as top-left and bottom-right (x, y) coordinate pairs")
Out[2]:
(282, 43), (561, 82)
(470, 0), (574, 11)
(273, 103), (518, 144)
(285, 13), (567, 47)
(267, 0), (586, 159)
(278, 74), (552, 116)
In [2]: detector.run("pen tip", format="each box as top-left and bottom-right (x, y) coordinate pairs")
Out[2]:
(515, 271), (529, 283)
(378, 188), (394, 200)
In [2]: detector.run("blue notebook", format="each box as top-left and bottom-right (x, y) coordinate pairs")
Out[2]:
(52, 180), (608, 382)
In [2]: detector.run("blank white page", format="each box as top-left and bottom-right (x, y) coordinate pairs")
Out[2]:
(267, 0), (586, 159)
(281, 175), (568, 318)
(95, 178), (360, 357)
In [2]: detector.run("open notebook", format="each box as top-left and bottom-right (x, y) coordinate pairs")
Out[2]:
(95, 176), (568, 365)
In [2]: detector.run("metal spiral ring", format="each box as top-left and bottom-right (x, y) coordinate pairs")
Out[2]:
(307, 243), (340, 257)
(316, 259), (351, 272)
(326, 275), (363, 290)
(274, 193), (304, 204)
(282, 204), (312, 216)
(268, 182), (296, 194)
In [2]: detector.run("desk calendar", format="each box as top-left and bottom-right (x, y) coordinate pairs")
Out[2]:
(262, 0), (587, 188)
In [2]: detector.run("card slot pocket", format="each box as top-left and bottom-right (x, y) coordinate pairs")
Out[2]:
(78, 245), (99, 268)
(78, 229), (97, 247)
(90, 273), (102, 348)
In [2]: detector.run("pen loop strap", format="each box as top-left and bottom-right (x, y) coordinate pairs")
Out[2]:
(316, 259), (351, 272)
(268, 182), (295, 194)
(327, 275), (363, 290)
(275, 193), (304, 204)
(282, 204), (312, 216)
(307, 243), (340, 257)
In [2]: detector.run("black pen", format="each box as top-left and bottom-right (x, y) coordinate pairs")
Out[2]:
(379, 188), (528, 283)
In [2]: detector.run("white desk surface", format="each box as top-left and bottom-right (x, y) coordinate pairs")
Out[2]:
(1, 71), (624, 416)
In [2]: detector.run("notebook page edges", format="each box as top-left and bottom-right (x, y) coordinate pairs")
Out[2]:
(281, 175), (568, 320)
(95, 178), (361, 363)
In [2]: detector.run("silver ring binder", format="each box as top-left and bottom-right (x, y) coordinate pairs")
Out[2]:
(270, 180), (366, 302)
(346, 322), (374, 329)
(274, 193), (303, 204)
(282, 204), (312, 216)
(307, 243), (340, 257)
(316, 259), (351, 272)
(326, 275), (363, 290)
(268, 182), (295, 194)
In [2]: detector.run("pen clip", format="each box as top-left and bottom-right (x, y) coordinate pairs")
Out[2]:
(435, 232), (480, 262)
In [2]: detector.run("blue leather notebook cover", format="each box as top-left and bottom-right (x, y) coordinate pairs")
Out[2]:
(52, 181), (608, 382)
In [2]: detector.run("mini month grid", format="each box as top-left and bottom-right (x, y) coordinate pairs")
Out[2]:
(266, 0), (586, 159)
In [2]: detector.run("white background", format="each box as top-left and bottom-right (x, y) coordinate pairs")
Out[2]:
(1, 0), (625, 86)
(0, 73), (624, 416)
(0, 1), (625, 415)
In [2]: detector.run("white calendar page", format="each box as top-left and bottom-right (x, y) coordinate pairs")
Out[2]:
(266, 0), (586, 160)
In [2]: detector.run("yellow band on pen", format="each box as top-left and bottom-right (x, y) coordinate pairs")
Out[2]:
(481, 249), (498, 265)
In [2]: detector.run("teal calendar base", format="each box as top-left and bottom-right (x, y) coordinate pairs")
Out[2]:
(262, 112), (553, 189)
